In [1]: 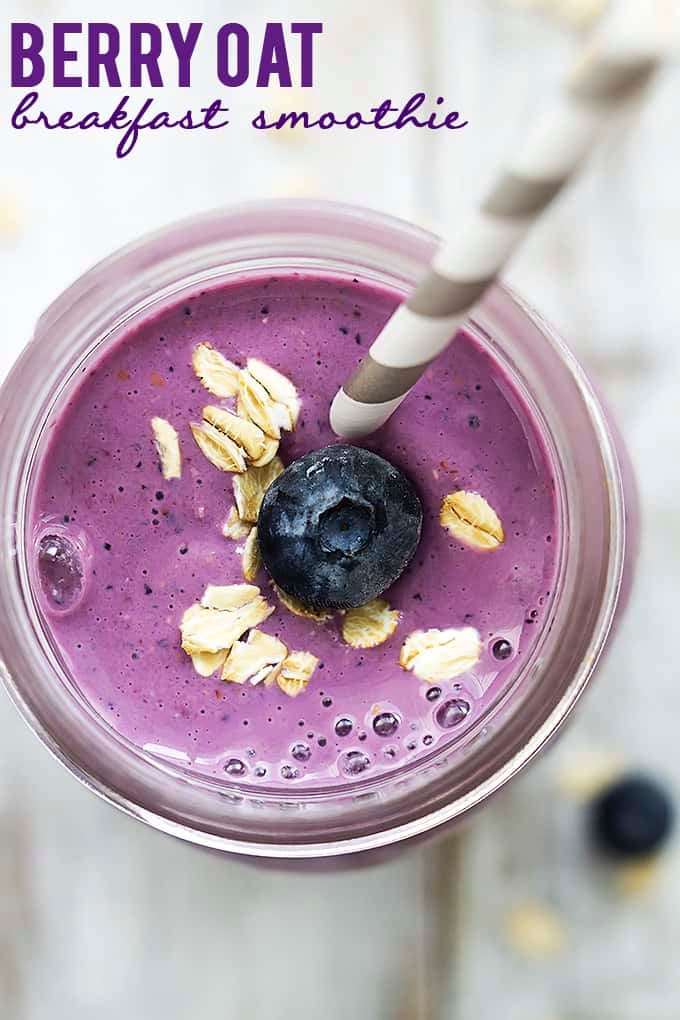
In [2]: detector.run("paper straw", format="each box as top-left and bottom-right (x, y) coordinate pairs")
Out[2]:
(330, 0), (674, 438)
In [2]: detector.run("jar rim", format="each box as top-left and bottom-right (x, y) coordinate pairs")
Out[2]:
(0, 199), (626, 858)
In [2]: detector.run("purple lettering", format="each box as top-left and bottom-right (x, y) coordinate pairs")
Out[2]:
(53, 23), (82, 87)
(202, 101), (231, 129)
(394, 92), (427, 129)
(291, 23), (322, 87)
(276, 110), (309, 130)
(11, 89), (40, 128)
(167, 22), (202, 87)
(79, 111), (101, 129)
(101, 97), (133, 131)
(117, 97), (154, 156)
(216, 24), (249, 86)
(371, 100), (399, 128)
(149, 112), (172, 129)
(11, 23), (45, 87)
(345, 112), (364, 129)
(88, 24), (121, 87)
(443, 110), (468, 129)
(257, 23), (291, 87)
(130, 23), (163, 87)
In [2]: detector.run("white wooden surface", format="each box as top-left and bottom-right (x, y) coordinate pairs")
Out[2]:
(1, 2), (680, 1017)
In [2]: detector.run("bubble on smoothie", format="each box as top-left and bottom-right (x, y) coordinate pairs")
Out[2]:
(291, 742), (311, 762)
(281, 764), (299, 780)
(334, 717), (353, 738)
(373, 712), (399, 738)
(492, 638), (513, 661)
(37, 532), (85, 612)
(341, 751), (370, 776)
(435, 699), (471, 730)
(426, 686), (442, 702)
(224, 758), (246, 776)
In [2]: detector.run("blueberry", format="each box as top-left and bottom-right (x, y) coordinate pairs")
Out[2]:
(591, 774), (675, 858)
(258, 445), (422, 610)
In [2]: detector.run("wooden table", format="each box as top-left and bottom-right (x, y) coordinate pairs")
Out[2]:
(1, 2), (679, 1016)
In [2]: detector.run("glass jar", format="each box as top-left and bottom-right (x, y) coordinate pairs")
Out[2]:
(0, 200), (635, 862)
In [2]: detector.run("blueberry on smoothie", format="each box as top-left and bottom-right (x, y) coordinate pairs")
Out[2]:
(258, 444), (422, 610)
(592, 774), (675, 858)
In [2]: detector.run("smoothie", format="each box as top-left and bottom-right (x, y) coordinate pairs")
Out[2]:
(29, 273), (558, 790)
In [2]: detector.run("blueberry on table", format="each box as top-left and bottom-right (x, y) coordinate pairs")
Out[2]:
(591, 774), (675, 858)
(258, 444), (422, 610)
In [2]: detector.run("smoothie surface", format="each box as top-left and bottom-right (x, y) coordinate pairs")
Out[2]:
(30, 273), (558, 788)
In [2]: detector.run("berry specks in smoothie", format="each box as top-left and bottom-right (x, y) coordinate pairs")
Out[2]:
(30, 273), (558, 790)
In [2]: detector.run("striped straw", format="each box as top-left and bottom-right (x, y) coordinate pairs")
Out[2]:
(330, 0), (672, 438)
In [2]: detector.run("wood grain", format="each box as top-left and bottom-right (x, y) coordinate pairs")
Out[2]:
(1, 1), (679, 1018)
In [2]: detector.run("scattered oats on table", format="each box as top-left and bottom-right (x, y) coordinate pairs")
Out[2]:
(0, 190), (24, 241)
(503, 900), (567, 958)
(556, 751), (624, 801)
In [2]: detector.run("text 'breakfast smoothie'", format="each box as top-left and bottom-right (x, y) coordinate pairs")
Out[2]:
(30, 273), (558, 790)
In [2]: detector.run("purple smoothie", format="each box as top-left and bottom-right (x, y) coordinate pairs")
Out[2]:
(29, 273), (558, 789)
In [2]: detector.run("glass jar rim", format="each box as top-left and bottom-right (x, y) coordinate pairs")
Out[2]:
(0, 199), (626, 858)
